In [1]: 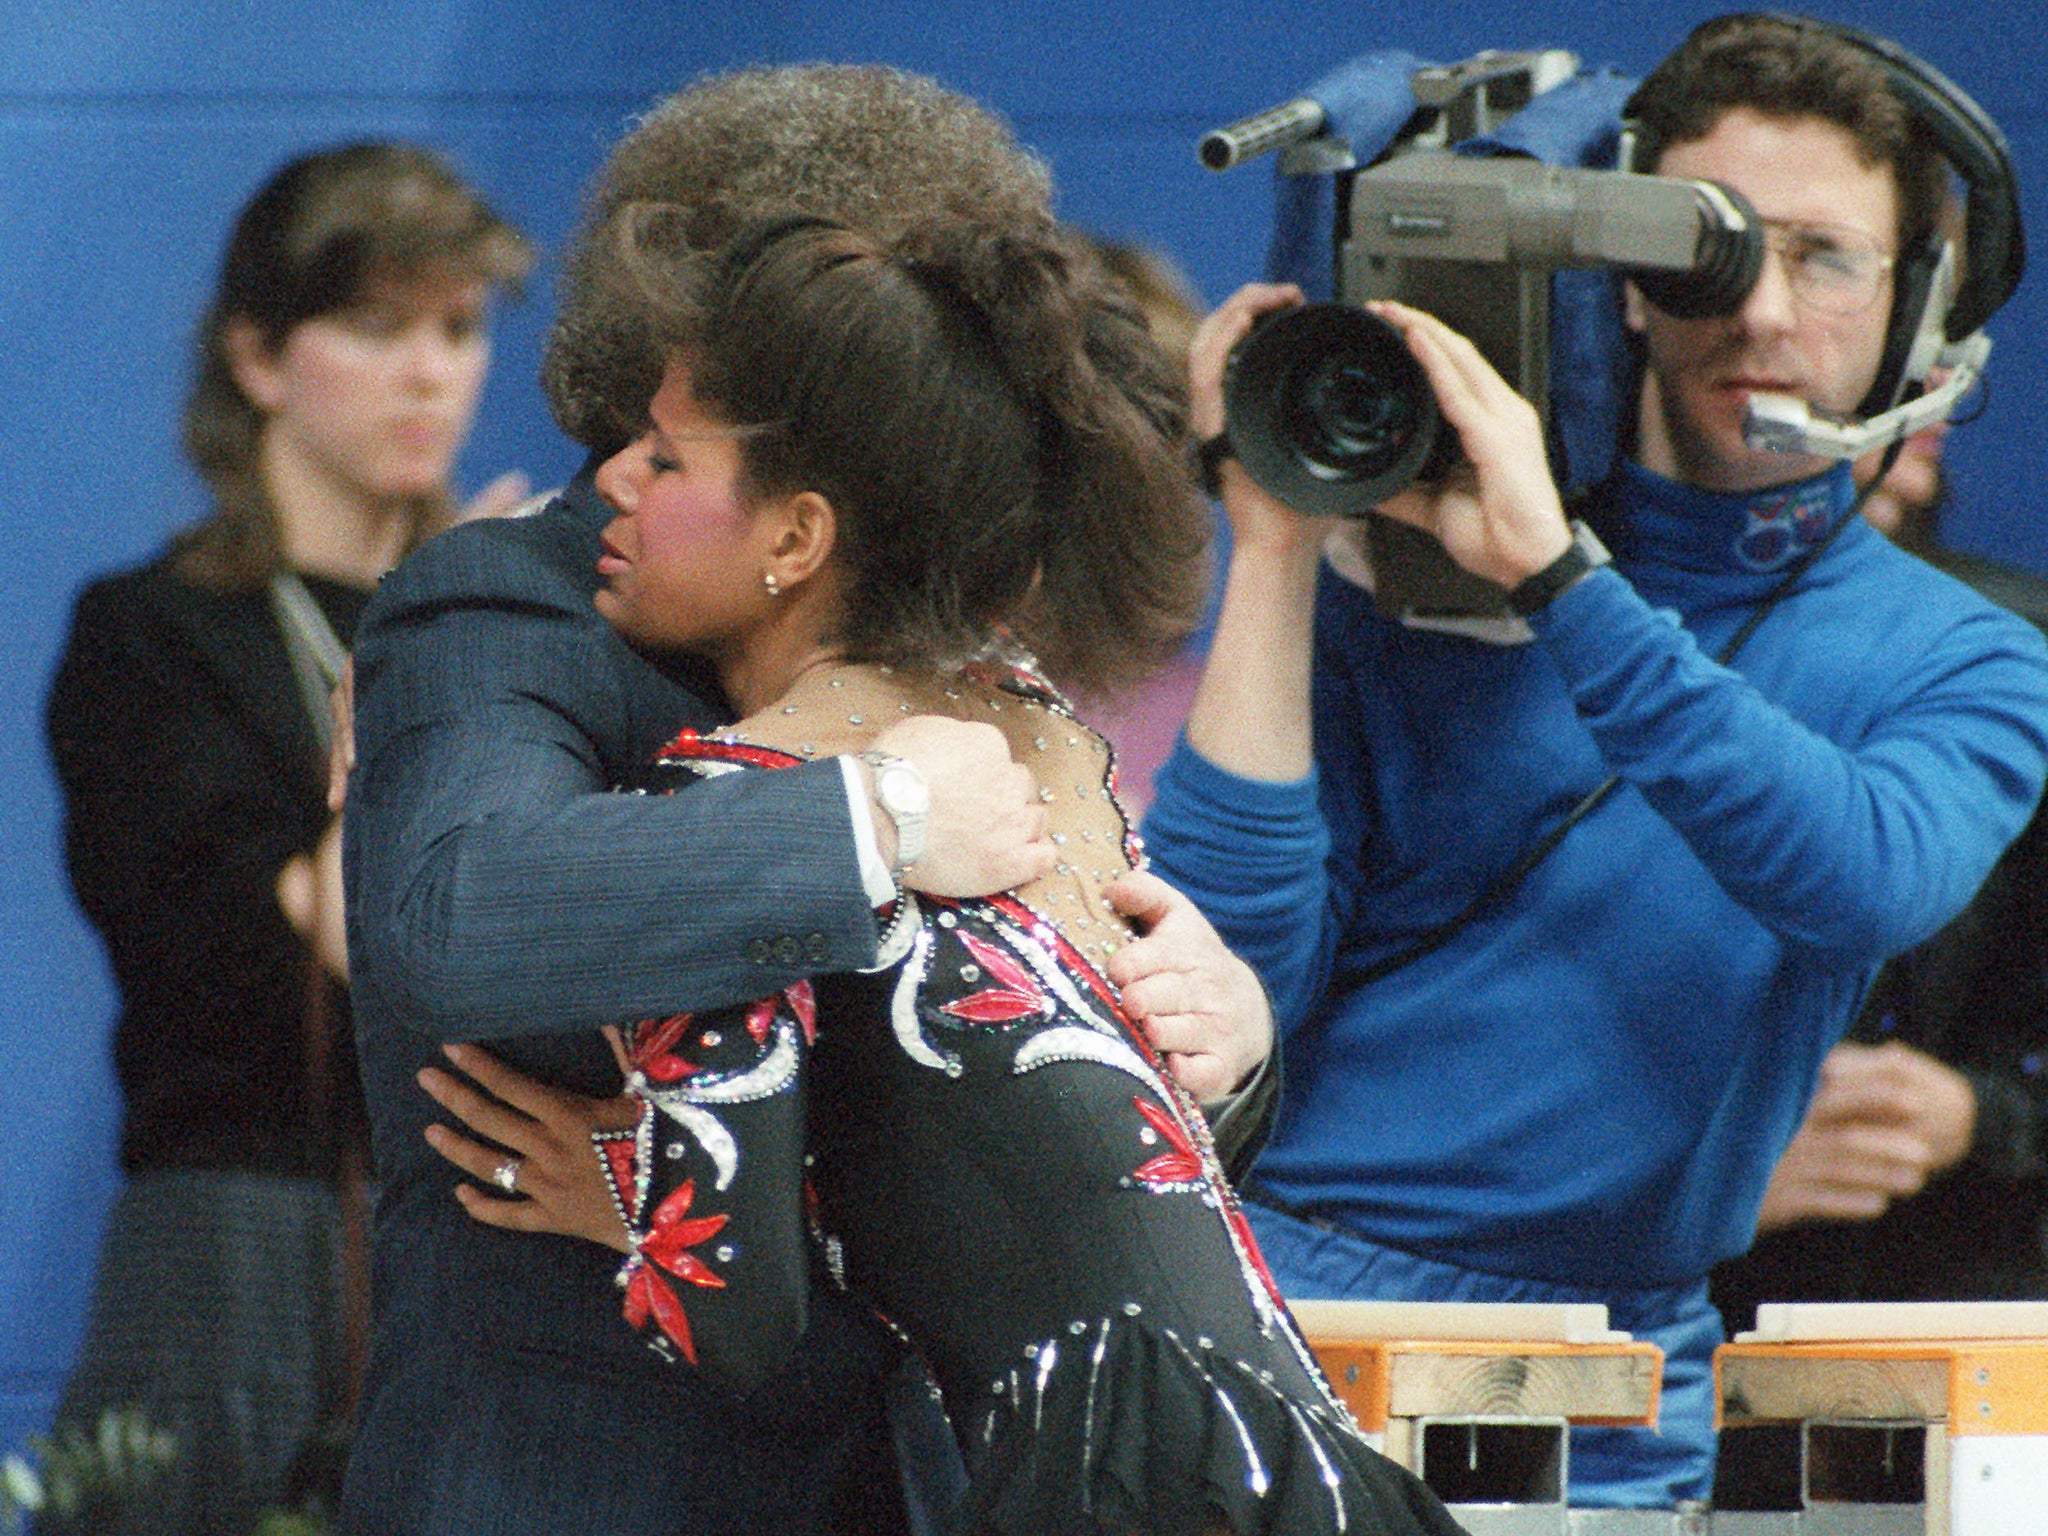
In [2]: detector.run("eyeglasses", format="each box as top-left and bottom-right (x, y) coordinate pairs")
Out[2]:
(1759, 219), (1897, 315)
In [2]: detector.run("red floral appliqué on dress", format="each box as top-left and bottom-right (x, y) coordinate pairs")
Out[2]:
(632, 1013), (702, 1083)
(622, 1177), (729, 1365)
(943, 930), (1055, 1024)
(749, 980), (817, 1045)
(1130, 1097), (1204, 1188)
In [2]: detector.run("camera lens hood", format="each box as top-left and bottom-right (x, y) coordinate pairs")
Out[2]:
(1221, 302), (1450, 516)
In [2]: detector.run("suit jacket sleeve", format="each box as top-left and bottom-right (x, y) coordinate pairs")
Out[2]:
(344, 488), (881, 1041)
(1204, 1049), (1279, 1182)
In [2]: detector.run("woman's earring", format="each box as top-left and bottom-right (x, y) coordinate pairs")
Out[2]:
(763, 571), (782, 596)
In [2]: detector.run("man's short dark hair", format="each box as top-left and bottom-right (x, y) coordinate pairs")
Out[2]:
(1627, 13), (1949, 259)
(542, 64), (1055, 451)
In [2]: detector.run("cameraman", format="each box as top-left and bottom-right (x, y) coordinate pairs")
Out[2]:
(1145, 13), (2048, 1509)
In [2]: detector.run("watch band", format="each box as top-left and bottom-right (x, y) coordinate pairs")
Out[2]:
(859, 750), (929, 872)
(1507, 520), (1611, 617)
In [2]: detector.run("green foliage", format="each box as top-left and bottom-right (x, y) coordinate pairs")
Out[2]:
(1, 1405), (342, 1536)
(0, 1407), (177, 1534)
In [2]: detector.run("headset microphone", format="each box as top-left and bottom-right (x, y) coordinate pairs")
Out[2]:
(1743, 330), (1989, 460)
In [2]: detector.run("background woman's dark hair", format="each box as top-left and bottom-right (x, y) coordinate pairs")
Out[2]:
(621, 212), (1209, 696)
(1626, 13), (1947, 260)
(177, 141), (532, 588)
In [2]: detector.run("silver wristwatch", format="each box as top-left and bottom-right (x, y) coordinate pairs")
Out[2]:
(860, 750), (930, 872)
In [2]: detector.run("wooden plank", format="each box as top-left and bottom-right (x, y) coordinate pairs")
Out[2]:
(1718, 1351), (1951, 1424)
(1927, 1420), (1951, 1536)
(1382, 1415), (1417, 1475)
(1312, 1342), (1393, 1431)
(1287, 1298), (1626, 1344)
(1385, 1345), (1660, 1423)
(1309, 1337), (1663, 1431)
(1742, 1301), (2048, 1343)
(1719, 1339), (2048, 1435)
(1950, 1347), (2048, 1436)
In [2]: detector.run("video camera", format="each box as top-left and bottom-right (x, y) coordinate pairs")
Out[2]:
(1202, 49), (1768, 620)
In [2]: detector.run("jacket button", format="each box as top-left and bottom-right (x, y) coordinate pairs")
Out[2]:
(775, 935), (802, 964)
(806, 932), (829, 961)
(748, 939), (772, 964)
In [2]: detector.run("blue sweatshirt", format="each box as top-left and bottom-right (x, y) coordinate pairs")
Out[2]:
(1144, 461), (2048, 1288)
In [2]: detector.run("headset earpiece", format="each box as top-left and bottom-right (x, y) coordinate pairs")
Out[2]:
(1791, 17), (2019, 423)
(1791, 17), (2023, 345)
(1860, 227), (1949, 417)
(1829, 19), (2024, 341)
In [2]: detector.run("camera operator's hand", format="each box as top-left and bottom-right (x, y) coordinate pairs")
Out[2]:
(1184, 282), (1337, 783)
(1192, 283), (1327, 558)
(1367, 301), (1574, 590)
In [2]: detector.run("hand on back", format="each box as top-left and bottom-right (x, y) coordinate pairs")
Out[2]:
(867, 714), (1055, 897)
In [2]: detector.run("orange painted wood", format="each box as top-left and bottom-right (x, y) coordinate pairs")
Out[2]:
(1304, 1336), (1663, 1432)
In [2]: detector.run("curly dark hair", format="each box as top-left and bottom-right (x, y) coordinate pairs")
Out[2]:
(177, 141), (532, 588)
(542, 63), (1055, 454)
(1626, 13), (1948, 260)
(615, 214), (1209, 696)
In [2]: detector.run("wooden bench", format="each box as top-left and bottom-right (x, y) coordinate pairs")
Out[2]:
(1715, 1301), (2048, 1536)
(1294, 1299), (1664, 1533)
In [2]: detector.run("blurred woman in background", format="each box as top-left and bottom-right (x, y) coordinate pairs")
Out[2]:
(43, 140), (529, 1533)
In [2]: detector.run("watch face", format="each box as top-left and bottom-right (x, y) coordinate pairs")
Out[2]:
(881, 763), (930, 815)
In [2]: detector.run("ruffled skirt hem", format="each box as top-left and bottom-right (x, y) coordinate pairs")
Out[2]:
(954, 1317), (1466, 1536)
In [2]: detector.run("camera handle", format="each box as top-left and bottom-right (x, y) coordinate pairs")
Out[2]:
(1348, 467), (1882, 988)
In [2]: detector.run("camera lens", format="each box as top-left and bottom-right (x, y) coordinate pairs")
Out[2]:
(1222, 303), (1448, 516)
(1289, 356), (1426, 476)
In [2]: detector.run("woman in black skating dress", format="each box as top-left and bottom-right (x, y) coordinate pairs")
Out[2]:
(419, 212), (1467, 1536)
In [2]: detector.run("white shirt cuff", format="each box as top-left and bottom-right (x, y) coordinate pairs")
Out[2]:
(837, 754), (900, 909)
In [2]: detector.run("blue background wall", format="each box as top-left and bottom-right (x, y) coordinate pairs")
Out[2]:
(4, 0), (2042, 1460)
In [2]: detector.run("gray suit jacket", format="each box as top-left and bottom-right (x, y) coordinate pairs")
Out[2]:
(340, 475), (904, 1535)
